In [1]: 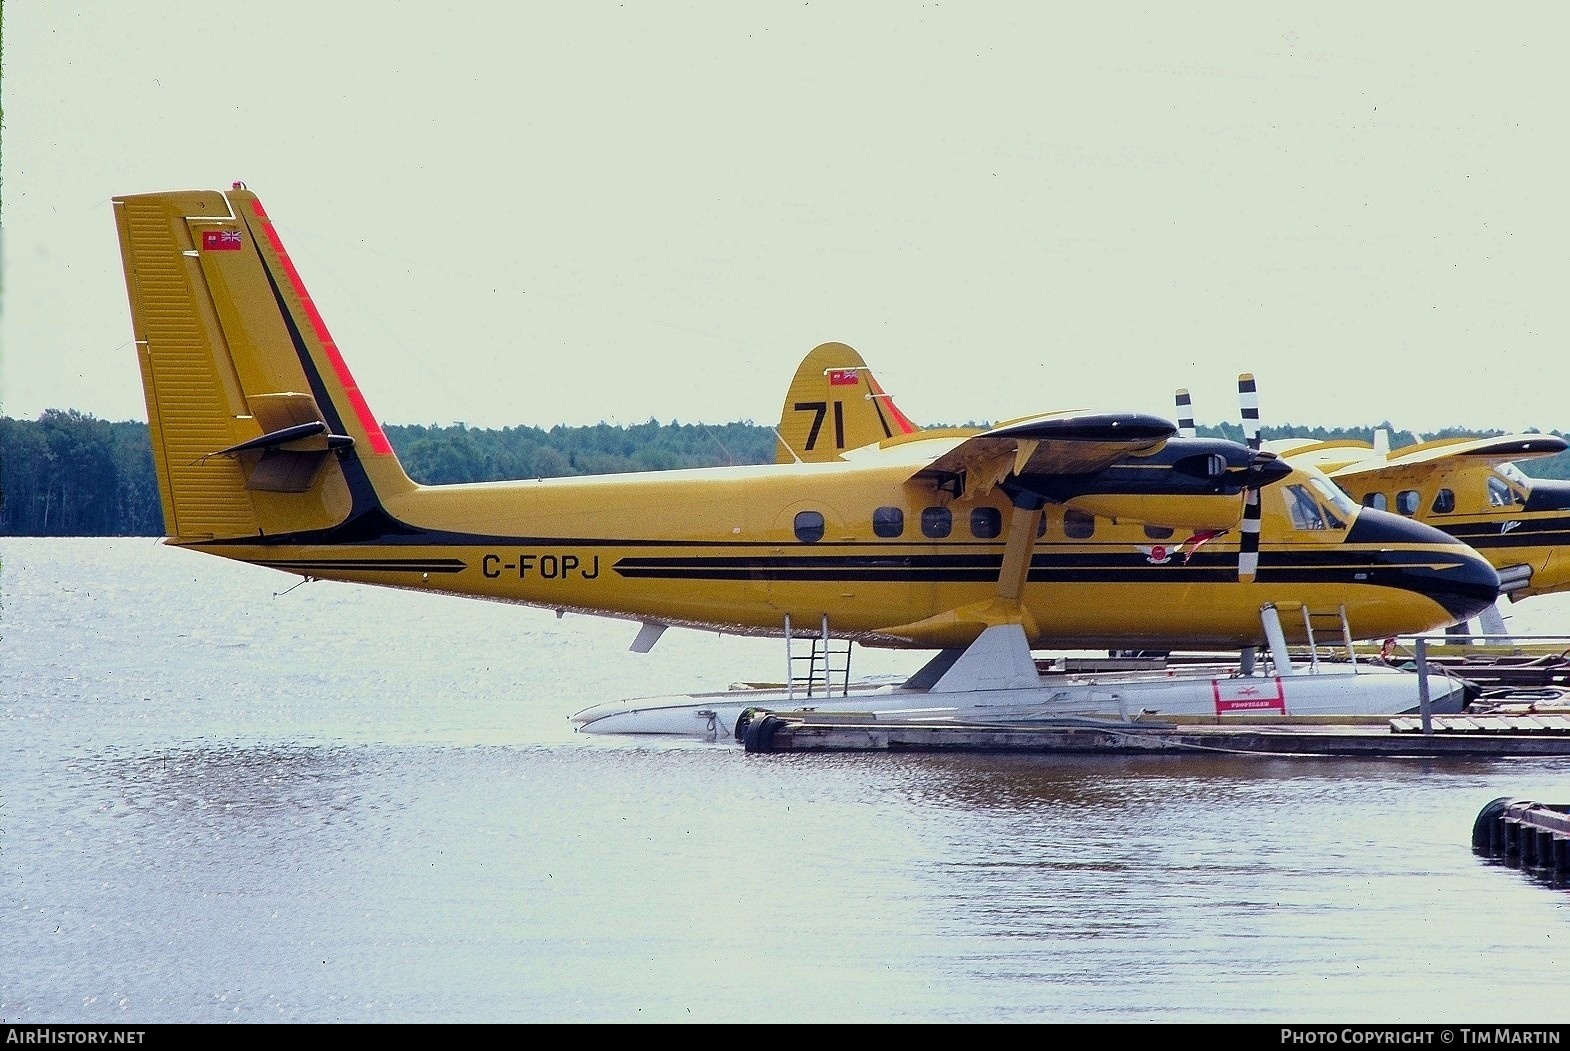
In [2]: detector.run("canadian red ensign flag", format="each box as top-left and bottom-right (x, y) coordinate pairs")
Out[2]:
(827, 369), (859, 386)
(202, 229), (243, 251)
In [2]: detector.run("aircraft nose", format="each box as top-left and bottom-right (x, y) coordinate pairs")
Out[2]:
(1254, 453), (1293, 488)
(1347, 508), (1502, 624)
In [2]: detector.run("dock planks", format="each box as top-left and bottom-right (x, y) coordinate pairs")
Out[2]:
(742, 712), (1570, 756)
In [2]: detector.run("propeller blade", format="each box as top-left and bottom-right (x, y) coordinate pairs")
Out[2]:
(1175, 388), (1196, 440)
(1237, 373), (1263, 584)
(1238, 493), (1261, 583)
(1238, 372), (1261, 452)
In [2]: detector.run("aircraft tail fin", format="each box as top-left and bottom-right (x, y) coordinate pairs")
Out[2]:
(774, 341), (919, 463)
(113, 184), (416, 543)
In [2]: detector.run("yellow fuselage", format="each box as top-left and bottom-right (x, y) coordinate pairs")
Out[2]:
(182, 452), (1496, 650)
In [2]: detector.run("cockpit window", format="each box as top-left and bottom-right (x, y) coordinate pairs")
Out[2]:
(1431, 488), (1456, 514)
(1499, 462), (1532, 486)
(1280, 483), (1345, 531)
(1306, 475), (1355, 522)
(1488, 472), (1524, 507)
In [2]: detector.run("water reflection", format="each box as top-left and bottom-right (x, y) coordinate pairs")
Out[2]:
(103, 744), (376, 832)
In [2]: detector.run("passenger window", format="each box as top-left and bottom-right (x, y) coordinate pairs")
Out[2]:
(1362, 492), (1388, 511)
(1431, 488), (1455, 514)
(872, 506), (904, 538)
(970, 507), (1002, 539)
(794, 510), (825, 543)
(1396, 490), (1420, 516)
(1064, 509), (1095, 539)
(1144, 524), (1175, 540)
(921, 506), (952, 539)
(1037, 512), (1048, 538)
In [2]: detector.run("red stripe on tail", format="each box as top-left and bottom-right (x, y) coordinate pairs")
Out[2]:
(247, 197), (394, 456)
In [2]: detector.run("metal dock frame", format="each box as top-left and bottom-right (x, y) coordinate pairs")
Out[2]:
(1472, 797), (1570, 885)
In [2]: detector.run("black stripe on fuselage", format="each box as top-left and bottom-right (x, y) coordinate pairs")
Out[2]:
(608, 546), (1478, 585)
(252, 558), (467, 574)
(1437, 517), (1570, 550)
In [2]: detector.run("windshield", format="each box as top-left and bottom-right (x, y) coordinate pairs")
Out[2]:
(1307, 474), (1358, 519)
(1281, 482), (1347, 530)
(1489, 467), (1527, 507)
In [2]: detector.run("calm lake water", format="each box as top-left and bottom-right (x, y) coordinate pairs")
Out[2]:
(5, 537), (1570, 1024)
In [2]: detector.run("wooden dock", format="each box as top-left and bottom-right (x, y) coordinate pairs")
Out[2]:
(739, 711), (1570, 756)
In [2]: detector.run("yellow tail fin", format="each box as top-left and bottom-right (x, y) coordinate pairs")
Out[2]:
(113, 184), (415, 542)
(773, 342), (919, 463)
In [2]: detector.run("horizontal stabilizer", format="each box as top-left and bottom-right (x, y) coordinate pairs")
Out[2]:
(212, 420), (355, 458)
(203, 393), (356, 494)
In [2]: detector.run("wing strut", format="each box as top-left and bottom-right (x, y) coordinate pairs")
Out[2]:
(922, 499), (1048, 694)
(995, 501), (1044, 603)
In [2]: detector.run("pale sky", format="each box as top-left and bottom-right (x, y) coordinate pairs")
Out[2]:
(3, 3), (1567, 435)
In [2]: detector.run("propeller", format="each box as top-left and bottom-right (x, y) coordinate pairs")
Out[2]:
(1171, 375), (1279, 582)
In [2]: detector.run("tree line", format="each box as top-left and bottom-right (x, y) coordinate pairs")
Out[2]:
(0, 412), (779, 536)
(2, 410), (1567, 537)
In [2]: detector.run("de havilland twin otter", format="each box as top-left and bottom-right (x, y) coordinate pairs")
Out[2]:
(113, 184), (1502, 738)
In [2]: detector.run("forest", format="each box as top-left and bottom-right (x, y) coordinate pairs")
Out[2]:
(3, 409), (1566, 536)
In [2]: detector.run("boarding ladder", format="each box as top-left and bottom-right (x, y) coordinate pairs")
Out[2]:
(1300, 605), (1358, 672)
(1260, 603), (1360, 673)
(783, 613), (852, 701)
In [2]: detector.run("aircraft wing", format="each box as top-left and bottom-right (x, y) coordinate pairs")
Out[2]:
(1268, 438), (1380, 475)
(910, 410), (1175, 497)
(1326, 433), (1568, 480)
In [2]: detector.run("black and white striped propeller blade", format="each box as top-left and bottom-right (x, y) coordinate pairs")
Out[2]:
(1237, 373), (1263, 584)
(1175, 388), (1196, 440)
